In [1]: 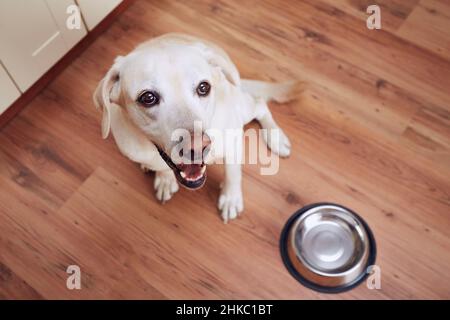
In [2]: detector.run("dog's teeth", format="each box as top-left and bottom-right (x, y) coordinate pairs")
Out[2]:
(185, 174), (201, 182)
(180, 171), (187, 178)
(201, 166), (206, 175)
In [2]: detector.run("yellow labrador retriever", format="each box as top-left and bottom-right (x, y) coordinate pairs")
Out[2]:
(94, 33), (300, 223)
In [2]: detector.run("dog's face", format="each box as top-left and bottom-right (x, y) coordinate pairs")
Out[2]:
(122, 47), (215, 146)
(94, 38), (240, 189)
(121, 47), (216, 189)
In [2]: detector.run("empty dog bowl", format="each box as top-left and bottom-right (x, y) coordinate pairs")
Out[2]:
(280, 203), (376, 293)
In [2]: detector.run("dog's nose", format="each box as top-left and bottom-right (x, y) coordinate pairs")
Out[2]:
(188, 132), (211, 162)
(190, 132), (211, 162)
(178, 132), (211, 164)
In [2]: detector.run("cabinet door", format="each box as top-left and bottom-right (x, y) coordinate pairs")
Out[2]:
(77, 0), (122, 30)
(0, 62), (20, 115)
(0, 0), (75, 91)
(46, 0), (87, 51)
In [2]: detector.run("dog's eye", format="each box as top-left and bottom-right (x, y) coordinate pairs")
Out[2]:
(137, 91), (160, 107)
(196, 81), (211, 97)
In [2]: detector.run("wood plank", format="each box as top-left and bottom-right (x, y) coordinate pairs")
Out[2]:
(0, 169), (165, 299)
(0, 261), (43, 299)
(316, 0), (419, 32)
(397, 0), (450, 61)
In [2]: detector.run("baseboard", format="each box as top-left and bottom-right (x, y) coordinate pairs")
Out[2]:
(0, 0), (135, 129)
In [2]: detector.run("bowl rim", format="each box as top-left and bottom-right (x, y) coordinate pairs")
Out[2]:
(279, 202), (377, 294)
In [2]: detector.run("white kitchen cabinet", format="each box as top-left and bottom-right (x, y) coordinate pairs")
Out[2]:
(0, 0), (86, 92)
(77, 0), (122, 30)
(0, 0), (124, 118)
(46, 0), (87, 50)
(0, 63), (20, 115)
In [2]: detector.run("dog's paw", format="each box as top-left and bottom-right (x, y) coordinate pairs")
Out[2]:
(218, 187), (244, 223)
(262, 128), (291, 158)
(154, 170), (179, 203)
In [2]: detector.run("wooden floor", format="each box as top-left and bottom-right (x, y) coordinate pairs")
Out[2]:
(1, 0), (449, 299)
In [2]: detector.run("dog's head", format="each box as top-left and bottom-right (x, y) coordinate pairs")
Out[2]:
(94, 35), (240, 189)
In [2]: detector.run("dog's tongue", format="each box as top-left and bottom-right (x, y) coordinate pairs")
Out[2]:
(179, 164), (203, 179)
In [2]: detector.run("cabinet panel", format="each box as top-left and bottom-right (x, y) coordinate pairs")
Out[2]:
(0, 0), (68, 91)
(77, 0), (122, 30)
(46, 0), (87, 50)
(0, 63), (20, 115)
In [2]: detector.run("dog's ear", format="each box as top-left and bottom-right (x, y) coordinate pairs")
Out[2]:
(93, 56), (124, 139)
(194, 42), (240, 86)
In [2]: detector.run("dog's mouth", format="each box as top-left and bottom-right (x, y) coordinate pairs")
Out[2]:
(156, 146), (206, 190)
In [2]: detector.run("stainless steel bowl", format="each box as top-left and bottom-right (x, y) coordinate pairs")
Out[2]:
(280, 203), (376, 293)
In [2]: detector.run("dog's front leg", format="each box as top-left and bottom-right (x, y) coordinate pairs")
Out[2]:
(218, 162), (244, 223)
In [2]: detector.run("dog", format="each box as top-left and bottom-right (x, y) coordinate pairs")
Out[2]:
(94, 33), (301, 223)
